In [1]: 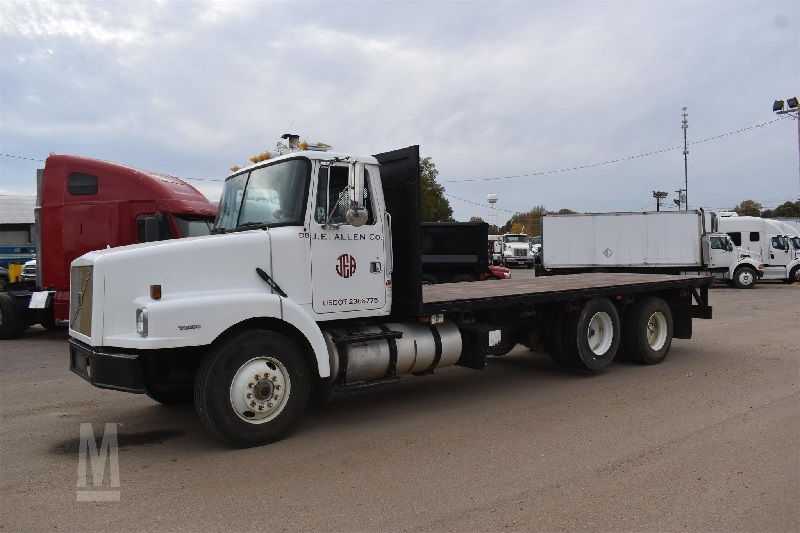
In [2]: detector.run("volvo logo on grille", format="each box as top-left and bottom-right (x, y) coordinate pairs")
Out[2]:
(603, 248), (614, 258)
(336, 254), (357, 278)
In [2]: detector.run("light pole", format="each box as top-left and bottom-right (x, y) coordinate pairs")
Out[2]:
(772, 97), (800, 200)
(681, 107), (689, 211)
(652, 190), (668, 212)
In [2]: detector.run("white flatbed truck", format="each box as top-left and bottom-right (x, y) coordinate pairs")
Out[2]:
(68, 146), (713, 447)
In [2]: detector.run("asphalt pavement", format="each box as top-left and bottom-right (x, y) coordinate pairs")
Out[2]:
(1, 280), (798, 532)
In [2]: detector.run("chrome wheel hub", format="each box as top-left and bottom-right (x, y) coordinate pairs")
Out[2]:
(229, 357), (291, 424)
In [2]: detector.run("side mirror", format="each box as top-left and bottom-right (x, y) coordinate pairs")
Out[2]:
(346, 163), (368, 227)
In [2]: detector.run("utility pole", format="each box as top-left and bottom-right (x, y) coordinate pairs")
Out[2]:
(681, 107), (689, 211)
(772, 97), (800, 200)
(653, 191), (668, 212)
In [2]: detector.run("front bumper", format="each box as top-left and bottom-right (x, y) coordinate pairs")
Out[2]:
(69, 339), (145, 393)
(503, 257), (533, 265)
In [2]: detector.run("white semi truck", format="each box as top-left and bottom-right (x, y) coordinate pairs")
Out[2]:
(68, 146), (713, 447)
(539, 210), (765, 288)
(719, 216), (800, 283)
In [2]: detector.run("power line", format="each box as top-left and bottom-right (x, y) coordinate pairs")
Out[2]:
(443, 116), (791, 184)
(0, 152), (45, 162)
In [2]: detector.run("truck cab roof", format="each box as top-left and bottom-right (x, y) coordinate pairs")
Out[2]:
(227, 151), (380, 180)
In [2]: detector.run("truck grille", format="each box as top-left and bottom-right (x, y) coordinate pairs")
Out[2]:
(70, 266), (93, 337)
(513, 248), (527, 257)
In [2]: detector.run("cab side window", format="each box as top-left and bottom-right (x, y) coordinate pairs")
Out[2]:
(314, 166), (375, 225)
(749, 232), (760, 242)
(727, 232), (741, 247)
(710, 237), (725, 250)
(68, 173), (98, 195)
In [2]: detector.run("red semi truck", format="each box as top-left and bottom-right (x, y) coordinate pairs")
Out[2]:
(0, 155), (217, 339)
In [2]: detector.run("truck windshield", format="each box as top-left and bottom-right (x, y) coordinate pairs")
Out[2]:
(215, 159), (310, 232)
(504, 235), (528, 243)
(174, 216), (213, 237)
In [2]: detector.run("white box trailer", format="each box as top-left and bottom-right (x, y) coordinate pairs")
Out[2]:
(541, 210), (765, 288)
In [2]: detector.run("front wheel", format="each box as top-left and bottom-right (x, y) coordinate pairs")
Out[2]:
(787, 265), (799, 284)
(194, 329), (311, 447)
(733, 266), (756, 289)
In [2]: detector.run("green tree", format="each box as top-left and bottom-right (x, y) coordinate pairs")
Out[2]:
(772, 201), (800, 218)
(734, 200), (762, 217)
(420, 156), (453, 222)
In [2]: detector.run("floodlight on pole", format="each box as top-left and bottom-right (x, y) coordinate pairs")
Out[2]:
(652, 190), (669, 212)
(772, 95), (800, 200)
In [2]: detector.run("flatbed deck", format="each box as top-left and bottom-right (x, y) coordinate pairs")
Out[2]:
(422, 272), (712, 313)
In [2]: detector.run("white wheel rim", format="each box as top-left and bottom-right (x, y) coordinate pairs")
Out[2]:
(229, 357), (291, 424)
(587, 311), (614, 356)
(646, 311), (668, 351)
(739, 270), (753, 285)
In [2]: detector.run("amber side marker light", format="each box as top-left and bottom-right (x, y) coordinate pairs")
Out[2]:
(150, 284), (162, 300)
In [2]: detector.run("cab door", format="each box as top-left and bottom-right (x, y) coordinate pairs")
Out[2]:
(769, 236), (791, 266)
(707, 235), (733, 270)
(309, 162), (387, 315)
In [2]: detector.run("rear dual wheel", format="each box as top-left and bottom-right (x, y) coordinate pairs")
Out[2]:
(623, 297), (673, 365)
(549, 298), (621, 372)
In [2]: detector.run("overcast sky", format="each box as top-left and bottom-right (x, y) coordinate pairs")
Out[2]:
(1, 0), (798, 222)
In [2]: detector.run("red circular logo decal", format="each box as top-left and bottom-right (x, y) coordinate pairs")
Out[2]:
(336, 254), (357, 278)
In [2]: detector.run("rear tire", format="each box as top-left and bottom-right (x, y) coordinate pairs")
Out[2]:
(194, 329), (311, 447)
(0, 293), (25, 340)
(623, 297), (673, 365)
(555, 298), (621, 372)
(733, 266), (756, 289)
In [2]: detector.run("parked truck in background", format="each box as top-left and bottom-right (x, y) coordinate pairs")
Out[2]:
(538, 210), (764, 288)
(421, 222), (509, 283)
(68, 144), (713, 447)
(719, 215), (800, 283)
(0, 155), (217, 339)
(500, 233), (535, 268)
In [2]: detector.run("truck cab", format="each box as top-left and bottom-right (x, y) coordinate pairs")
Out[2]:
(719, 216), (800, 283)
(0, 155), (217, 339)
(501, 233), (534, 268)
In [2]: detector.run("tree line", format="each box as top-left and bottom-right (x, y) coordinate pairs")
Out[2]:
(733, 199), (800, 218)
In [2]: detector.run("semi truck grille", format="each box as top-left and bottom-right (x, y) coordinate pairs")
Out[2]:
(513, 249), (527, 257)
(70, 266), (93, 337)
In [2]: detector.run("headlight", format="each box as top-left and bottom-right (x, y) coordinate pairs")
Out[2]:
(136, 308), (148, 337)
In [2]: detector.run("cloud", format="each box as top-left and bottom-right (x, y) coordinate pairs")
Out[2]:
(1, 0), (798, 219)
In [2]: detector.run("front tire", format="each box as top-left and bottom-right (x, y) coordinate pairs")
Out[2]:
(623, 297), (673, 365)
(194, 329), (311, 447)
(788, 265), (799, 284)
(733, 266), (756, 289)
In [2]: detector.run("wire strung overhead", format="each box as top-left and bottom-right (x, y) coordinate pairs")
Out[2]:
(442, 115), (791, 184)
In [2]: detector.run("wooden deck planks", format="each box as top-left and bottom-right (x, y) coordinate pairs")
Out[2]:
(422, 272), (709, 305)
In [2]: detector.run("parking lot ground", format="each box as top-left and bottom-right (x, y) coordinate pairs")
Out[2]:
(1, 283), (799, 532)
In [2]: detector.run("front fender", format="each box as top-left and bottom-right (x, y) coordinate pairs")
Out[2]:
(103, 292), (331, 378)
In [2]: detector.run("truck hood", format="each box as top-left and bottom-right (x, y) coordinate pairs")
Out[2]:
(71, 230), (271, 345)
